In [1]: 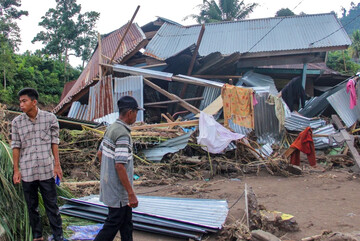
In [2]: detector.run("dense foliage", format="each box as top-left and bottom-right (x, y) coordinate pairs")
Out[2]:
(32, 0), (100, 68)
(275, 8), (295, 17)
(185, 0), (257, 23)
(0, 50), (81, 105)
(340, 2), (360, 35)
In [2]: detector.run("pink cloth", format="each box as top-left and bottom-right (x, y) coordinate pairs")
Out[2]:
(346, 79), (357, 109)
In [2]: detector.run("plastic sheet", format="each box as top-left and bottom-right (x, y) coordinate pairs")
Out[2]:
(67, 224), (103, 241)
(197, 112), (244, 154)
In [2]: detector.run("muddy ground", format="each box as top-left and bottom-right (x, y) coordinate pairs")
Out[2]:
(126, 168), (360, 241)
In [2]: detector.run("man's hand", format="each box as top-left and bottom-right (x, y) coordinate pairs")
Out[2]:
(13, 170), (21, 184)
(128, 193), (138, 208)
(54, 164), (63, 181)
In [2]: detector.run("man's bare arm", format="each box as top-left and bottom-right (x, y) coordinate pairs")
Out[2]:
(12, 148), (21, 184)
(51, 143), (63, 180)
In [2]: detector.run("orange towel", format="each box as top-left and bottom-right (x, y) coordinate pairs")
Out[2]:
(221, 84), (254, 129)
(290, 127), (316, 166)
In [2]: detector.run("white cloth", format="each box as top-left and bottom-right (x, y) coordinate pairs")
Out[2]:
(197, 112), (245, 154)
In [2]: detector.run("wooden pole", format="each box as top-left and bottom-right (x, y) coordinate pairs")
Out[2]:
(98, 33), (103, 82)
(176, 24), (206, 111)
(109, 5), (140, 64)
(143, 78), (200, 114)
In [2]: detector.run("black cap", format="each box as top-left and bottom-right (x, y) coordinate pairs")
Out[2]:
(117, 96), (145, 111)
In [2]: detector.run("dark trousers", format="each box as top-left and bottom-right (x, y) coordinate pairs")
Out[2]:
(94, 204), (133, 241)
(22, 178), (63, 241)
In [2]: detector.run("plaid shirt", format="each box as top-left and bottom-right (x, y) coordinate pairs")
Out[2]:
(11, 108), (60, 182)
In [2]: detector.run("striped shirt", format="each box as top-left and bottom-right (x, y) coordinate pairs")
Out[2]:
(11, 109), (59, 182)
(99, 119), (134, 208)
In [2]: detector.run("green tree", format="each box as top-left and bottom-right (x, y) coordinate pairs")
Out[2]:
(0, 0), (28, 50)
(0, 41), (16, 90)
(275, 8), (295, 17)
(340, 2), (360, 35)
(327, 50), (360, 75)
(32, 0), (99, 81)
(186, 0), (258, 23)
(350, 29), (360, 62)
(0, 51), (81, 105)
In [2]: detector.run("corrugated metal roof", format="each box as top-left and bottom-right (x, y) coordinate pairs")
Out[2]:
(313, 124), (338, 149)
(113, 76), (144, 122)
(113, 64), (173, 81)
(285, 113), (326, 131)
(240, 71), (279, 95)
(144, 13), (351, 60)
(327, 87), (360, 127)
(64, 194), (228, 230)
(141, 132), (193, 161)
(86, 75), (114, 121)
(54, 23), (147, 114)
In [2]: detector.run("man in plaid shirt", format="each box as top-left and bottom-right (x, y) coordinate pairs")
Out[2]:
(11, 88), (64, 241)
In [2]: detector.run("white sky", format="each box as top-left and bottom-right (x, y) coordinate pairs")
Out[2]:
(16, 0), (356, 67)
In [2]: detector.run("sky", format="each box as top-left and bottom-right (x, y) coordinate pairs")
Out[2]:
(16, 0), (356, 67)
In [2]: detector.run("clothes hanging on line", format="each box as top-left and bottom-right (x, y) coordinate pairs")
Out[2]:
(221, 84), (255, 129)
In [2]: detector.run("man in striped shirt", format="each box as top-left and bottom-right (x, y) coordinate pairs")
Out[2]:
(94, 96), (143, 241)
(12, 88), (64, 241)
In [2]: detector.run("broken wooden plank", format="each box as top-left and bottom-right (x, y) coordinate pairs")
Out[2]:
(161, 113), (173, 123)
(332, 114), (360, 168)
(98, 33), (103, 81)
(131, 120), (199, 130)
(143, 78), (200, 114)
(195, 95), (223, 117)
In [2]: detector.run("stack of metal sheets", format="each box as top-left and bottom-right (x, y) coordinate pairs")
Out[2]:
(60, 195), (228, 240)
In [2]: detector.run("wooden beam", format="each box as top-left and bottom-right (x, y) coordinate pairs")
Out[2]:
(131, 120), (199, 130)
(144, 97), (203, 106)
(109, 5), (140, 64)
(177, 24), (206, 108)
(119, 39), (148, 64)
(161, 113), (173, 123)
(332, 115), (360, 168)
(143, 78), (200, 114)
(98, 33), (103, 82)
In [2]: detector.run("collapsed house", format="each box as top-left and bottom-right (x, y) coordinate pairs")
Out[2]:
(47, 12), (360, 239)
(53, 13), (359, 161)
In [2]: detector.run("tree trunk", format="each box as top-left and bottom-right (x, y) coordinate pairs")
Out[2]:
(64, 47), (68, 83)
(3, 67), (5, 90)
(3, 49), (5, 90)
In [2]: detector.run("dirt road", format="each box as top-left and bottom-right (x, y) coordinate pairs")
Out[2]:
(131, 169), (360, 240)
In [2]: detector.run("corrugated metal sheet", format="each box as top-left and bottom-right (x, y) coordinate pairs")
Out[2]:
(285, 113), (326, 131)
(327, 87), (360, 127)
(145, 13), (351, 60)
(67, 101), (88, 120)
(141, 132), (193, 161)
(199, 86), (221, 111)
(299, 78), (349, 117)
(94, 112), (119, 125)
(113, 64), (173, 81)
(240, 71), (279, 95)
(229, 87), (282, 144)
(54, 23), (147, 114)
(86, 75), (114, 121)
(313, 124), (338, 149)
(113, 76), (144, 122)
(64, 195), (228, 230)
(177, 74), (224, 88)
